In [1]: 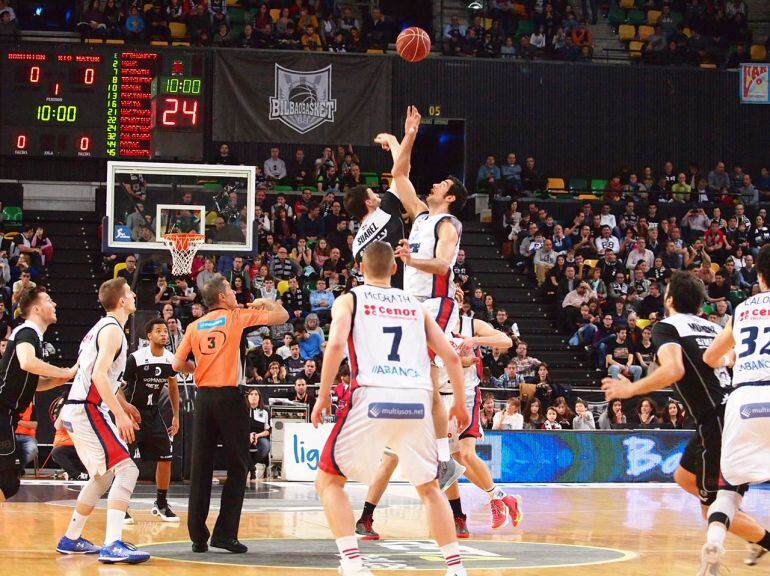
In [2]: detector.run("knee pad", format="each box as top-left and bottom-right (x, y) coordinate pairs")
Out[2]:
(707, 490), (743, 528)
(77, 471), (114, 507)
(107, 460), (139, 504)
(0, 469), (20, 500)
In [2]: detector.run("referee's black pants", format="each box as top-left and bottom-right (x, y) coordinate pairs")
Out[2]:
(188, 387), (249, 544)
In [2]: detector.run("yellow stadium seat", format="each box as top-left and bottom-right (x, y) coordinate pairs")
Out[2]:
(700, 63), (717, 69)
(646, 10), (661, 23)
(169, 22), (187, 39)
(629, 40), (645, 58)
(635, 319), (651, 329)
(547, 178), (567, 193)
(584, 259), (598, 269)
(226, 0), (240, 5)
(483, 18), (493, 29)
(269, 8), (280, 21)
(638, 25), (654, 41)
(205, 211), (219, 225)
(143, 3), (153, 12)
(366, 49), (385, 54)
(277, 280), (290, 295)
(172, 41), (191, 46)
(578, 194), (599, 200)
(618, 24), (636, 42)
(751, 45), (767, 61)
(681, 27), (693, 37)
(113, 262), (127, 280)
(151, 40), (168, 46)
(85, 38), (103, 43)
(105, 38), (125, 44)
(619, 0), (635, 9)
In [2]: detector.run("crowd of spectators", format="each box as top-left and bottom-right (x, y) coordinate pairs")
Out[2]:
(493, 155), (768, 427)
(73, 0), (397, 51)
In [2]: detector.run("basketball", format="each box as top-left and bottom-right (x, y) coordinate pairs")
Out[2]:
(396, 27), (431, 63)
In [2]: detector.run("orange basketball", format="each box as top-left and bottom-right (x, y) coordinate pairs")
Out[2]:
(396, 27), (431, 63)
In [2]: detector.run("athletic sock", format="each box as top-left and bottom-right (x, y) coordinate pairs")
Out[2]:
(441, 542), (466, 575)
(437, 438), (451, 462)
(449, 497), (464, 517)
(335, 535), (363, 570)
(104, 509), (125, 545)
(64, 511), (89, 540)
(156, 489), (168, 509)
(485, 485), (506, 501)
(754, 530), (770, 551)
(360, 501), (377, 521)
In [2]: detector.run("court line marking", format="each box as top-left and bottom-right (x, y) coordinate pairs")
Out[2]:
(139, 538), (640, 570)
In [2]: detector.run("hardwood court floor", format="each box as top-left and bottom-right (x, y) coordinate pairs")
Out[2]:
(1, 480), (769, 575)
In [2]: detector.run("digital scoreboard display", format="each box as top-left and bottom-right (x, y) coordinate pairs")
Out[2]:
(0, 47), (206, 160)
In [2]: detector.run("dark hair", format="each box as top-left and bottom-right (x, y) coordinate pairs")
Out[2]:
(18, 286), (48, 318)
(343, 185), (370, 221)
(637, 396), (658, 419)
(665, 270), (705, 315)
(757, 244), (770, 287)
(446, 175), (468, 217)
(144, 317), (168, 336)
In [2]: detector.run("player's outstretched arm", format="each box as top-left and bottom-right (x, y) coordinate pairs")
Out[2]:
(602, 343), (685, 400)
(391, 106), (428, 220)
(311, 295), (353, 427)
(425, 312), (470, 431)
(94, 325), (139, 444)
(703, 322), (735, 368)
(463, 319), (513, 353)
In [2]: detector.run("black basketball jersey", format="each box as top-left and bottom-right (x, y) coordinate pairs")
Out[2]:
(651, 314), (731, 422)
(352, 189), (405, 287)
(122, 346), (176, 410)
(0, 322), (44, 412)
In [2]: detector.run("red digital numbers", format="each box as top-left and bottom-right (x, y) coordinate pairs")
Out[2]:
(29, 66), (40, 83)
(161, 97), (199, 128)
(84, 67), (95, 85)
(79, 136), (91, 152)
(16, 134), (28, 149)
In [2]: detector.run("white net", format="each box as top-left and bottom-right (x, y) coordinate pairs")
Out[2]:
(162, 233), (206, 276)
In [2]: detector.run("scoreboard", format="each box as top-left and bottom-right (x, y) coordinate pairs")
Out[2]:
(0, 47), (206, 160)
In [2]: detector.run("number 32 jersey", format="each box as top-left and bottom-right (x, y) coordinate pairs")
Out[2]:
(732, 292), (770, 386)
(348, 285), (432, 391)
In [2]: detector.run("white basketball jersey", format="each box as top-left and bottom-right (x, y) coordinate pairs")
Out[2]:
(348, 285), (432, 391)
(438, 314), (481, 394)
(732, 291), (770, 386)
(69, 317), (128, 409)
(403, 212), (462, 299)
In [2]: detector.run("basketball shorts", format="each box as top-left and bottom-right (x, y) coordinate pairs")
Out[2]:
(320, 386), (438, 487)
(720, 384), (770, 486)
(441, 387), (483, 454)
(0, 408), (20, 471)
(131, 408), (172, 462)
(60, 402), (131, 478)
(678, 411), (723, 505)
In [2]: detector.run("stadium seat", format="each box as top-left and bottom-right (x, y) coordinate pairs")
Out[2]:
(143, 2), (152, 12)
(516, 20), (534, 35)
(569, 178), (588, 194)
(635, 319), (651, 329)
(700, 63), (717, 69)
(751, 45), (767, 61)
(682, 27), (693, 37)
(629, 41), (645, 58)
(274, 185), (295, 192)
(627, 10), (645, 25)
(277, 280), (289, 295)
(578, 194), (599, 200)
(170, 22), (187, 39)
(226, 0), (241, 5)
(591, 179), (608, 194)
(366, 49), (385, 54)
(229, 7), (245, 24)
(584, 259), (598, 269)
(269, 8), (280, 21)
(619, 0), (635, 9)
(113, 262), (127, 279)
(618, 24), (636, 42)
(638, 25), (655, 41)
(105, 38), (125, 44)
(483, 18), (494, 30)
(710, 262), (721, 272)
(172, 41), (191, 46)
(362, 172), (379, 185)
(646, 10), (661, 24)
(513, 3), (527, 17)
(608, 8), (626, 26)
(2, 206), (22, 230)
(670, 11), (684, 25)
(85, 38), (103, 43)
(151, 40), (168, 46)
(547, 178), (568, 194)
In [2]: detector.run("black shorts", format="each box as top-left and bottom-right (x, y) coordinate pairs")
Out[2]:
(131, 409), (172, 461)
(0, 409), (20, 471)
(679, 413), (723, 505)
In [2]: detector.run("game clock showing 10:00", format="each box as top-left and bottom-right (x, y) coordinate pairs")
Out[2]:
(0, 48), (206, 159)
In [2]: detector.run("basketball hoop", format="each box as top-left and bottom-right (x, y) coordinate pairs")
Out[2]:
(162, 232), (206, 276)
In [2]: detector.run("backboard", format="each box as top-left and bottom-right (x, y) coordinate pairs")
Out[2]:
(103, 160), (256, 254)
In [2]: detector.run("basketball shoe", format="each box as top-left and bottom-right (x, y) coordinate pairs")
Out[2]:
(152, 501), (179, 522)
(454, 514), (469, 539)
(745, 543), (768, 566)
(697, 542), (725, 576)
(438, 459), (466, 492)
(491, 495), (523, 530)
(98, 541), (150, 564)
(355, 517), (379, 540)
(56, 536), (100, 555)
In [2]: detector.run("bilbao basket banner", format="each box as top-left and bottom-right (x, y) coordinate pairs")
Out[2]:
(213, 51), (392, 144)
(740, 64), (770, 104)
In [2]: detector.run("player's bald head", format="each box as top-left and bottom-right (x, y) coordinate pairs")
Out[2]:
(361, 241), (396, 281)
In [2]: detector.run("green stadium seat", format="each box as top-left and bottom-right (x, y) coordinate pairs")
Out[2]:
(591, 179), (608, 195)
(274, 185), (295, 192)
(627, 9), (645, 25)
(609, 8), (626, 26)
(229, 7), (245, 25)
(670, 11), (684, 25)
(362, 172), (379, 186)
(516, 20), (534, 36)
(2, 206), (22, 230)
(569, 178), (588, 194)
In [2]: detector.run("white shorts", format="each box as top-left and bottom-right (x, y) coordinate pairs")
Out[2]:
(721, 385), (770, 486)
(320, 386), (438, 487)
(60, 402), (131, 478)
(442, 387), (483, 454)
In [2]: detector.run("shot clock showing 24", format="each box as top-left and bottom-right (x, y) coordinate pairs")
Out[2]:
(0, 47), (206, 160)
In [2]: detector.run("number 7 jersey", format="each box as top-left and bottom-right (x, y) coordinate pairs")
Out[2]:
(732, 292), (770, 386)
(348, 285), (433, 391)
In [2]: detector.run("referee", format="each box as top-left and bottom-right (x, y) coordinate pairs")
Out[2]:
(0, 287), (77, 501)
(173, 276), (288, 554)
